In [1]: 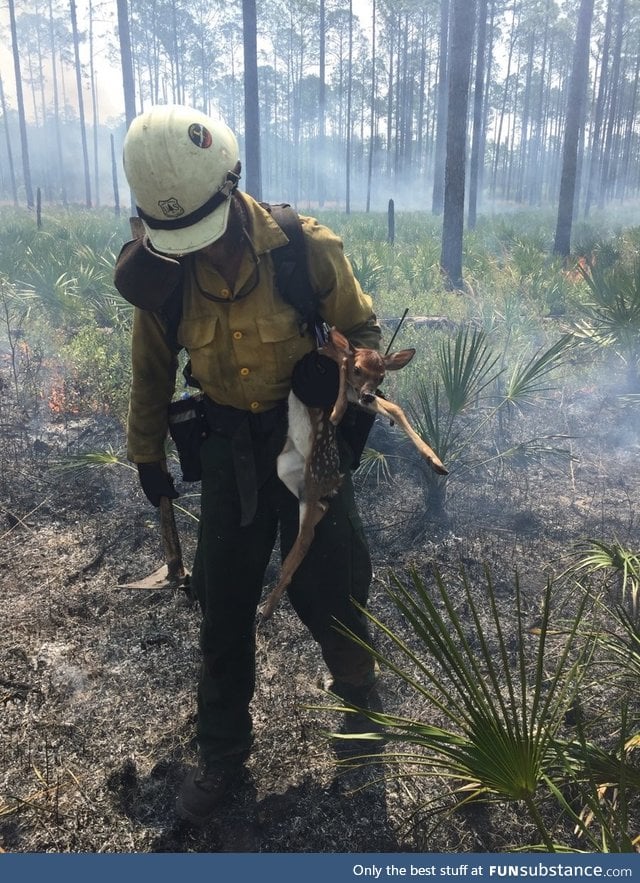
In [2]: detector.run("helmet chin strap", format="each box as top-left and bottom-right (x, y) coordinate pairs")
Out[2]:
(219, 161), (242, 197)
(137, 161), (242, 231)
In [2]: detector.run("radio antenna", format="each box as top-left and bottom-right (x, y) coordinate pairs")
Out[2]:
(385, 308), (409, 355)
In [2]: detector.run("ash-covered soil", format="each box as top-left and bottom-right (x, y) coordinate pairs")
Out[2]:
(1, 384), (639, 853)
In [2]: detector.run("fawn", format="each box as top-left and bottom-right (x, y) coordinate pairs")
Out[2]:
(259, 328), (448, 619)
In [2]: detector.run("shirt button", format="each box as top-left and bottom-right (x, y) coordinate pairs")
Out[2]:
(220, 288), (231, 298)
(233, 331), (243, 340)
(250, 401), (260, 410)
(240, 367), (250, 376)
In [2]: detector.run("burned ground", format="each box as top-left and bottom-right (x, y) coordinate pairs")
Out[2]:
(1, 375), (639, 854)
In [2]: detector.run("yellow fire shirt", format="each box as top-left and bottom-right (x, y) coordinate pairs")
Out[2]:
(126, 195), (380, 464)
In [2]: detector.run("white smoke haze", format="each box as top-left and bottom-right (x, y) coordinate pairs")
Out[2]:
(2, 0), (639, 220)
(3, 3), (640, 855)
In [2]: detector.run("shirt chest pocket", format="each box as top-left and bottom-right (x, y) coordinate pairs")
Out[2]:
(256, 309), (312, 382)
(178, 316), (218, 351)
(177, 316), (219, 384)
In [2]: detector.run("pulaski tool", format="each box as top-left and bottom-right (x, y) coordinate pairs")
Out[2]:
(117, 495), (191, 591)
(116, 213), (191, 592)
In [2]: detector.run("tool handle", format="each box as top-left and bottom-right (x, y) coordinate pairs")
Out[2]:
(159, 496), (186, 581)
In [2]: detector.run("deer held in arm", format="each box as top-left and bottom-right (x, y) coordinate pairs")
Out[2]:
(259, 328), (448, 619)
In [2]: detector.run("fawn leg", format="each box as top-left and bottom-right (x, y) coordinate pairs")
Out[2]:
(329, 356), (349, 426)
(366, 396), (448, 475)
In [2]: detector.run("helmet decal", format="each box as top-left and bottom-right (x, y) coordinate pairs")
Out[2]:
(188, 123), (212, 149)
(158, 197), (185, 218)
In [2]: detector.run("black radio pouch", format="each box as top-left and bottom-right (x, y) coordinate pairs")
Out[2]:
(339, 406), (376, 469)
(167, 394), (210, 482)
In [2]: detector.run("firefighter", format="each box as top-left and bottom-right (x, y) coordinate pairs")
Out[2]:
(115, 104), (383, 826)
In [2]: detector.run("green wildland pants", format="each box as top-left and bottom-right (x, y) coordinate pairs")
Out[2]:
(190, 406), (375, 763)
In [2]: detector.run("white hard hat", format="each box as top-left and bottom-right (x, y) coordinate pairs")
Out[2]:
(123, 104), (241, 255)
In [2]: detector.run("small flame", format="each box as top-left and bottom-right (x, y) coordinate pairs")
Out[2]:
(48, 383), (66, 414)
(47, 379), (81, 416)
(564, 254), (593, 283)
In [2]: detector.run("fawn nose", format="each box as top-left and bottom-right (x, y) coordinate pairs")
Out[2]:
(360, 391), (375, 404)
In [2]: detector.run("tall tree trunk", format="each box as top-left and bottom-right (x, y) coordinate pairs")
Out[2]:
(479, 0), (495, 197)
(48, 0), (67, 205)
(117, 0), (136, 128)
(468, 0), (487, 229)
(529, 0), (551, 206)
(242, 0), (262, 199)
(393, 15), (402, 178)
(386, 13), (395, 179)
(70, 0), (92, 207)
(504, 52), (522, 200)
(29, 0), (47, 199)
(8, 0), (34, 208)
(515, 31), (535, 203)
(110, 133), (120, 216)
(617, 51), (640, 201)
(34, 0), (47, 139)
(0, 73), (19, 206)
(598, 0), (625, 209)
(416, 8), (427, 173)
(491, 2), (518, 198)
(26, 51), (40, 129)
(584, 0), (613, 215)
(89, 0), (100, 206)
(432, 0), (450, 215)
(440, 0), (476, 290)
(553, 0), (595, 257)
(117, 0), (136, 212)
(318, 0), (326, 206)
(345, 0), (353, 213)
(366, 0), (377, 212)
(171, 0), (182, 103)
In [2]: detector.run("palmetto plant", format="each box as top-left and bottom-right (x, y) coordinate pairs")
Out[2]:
(503, 334), (575, 407)
(0, 211), (131, 331)
(439, 326), (501, 414)
(334, 566), (592, 850)
(407, 327), (574, 517)
(52, 448), (201, 527)
(565, 539), (640, 700)
(573, 260), (640, 392)
(568, 539), (640, 615)
(551, 705), (640, 852)
(51, 447), (136, 473)
(348, 250), (386, 295)
(408, 327), (501, 516)
(356, 447), (395, 485)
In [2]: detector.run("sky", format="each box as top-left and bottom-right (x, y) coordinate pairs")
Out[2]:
(1, 0), (376, 127)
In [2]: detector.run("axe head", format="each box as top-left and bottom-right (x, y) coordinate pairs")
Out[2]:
(116, 563), (191, 592)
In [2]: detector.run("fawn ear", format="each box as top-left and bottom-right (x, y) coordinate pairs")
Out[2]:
(384, 348), (416, 370)
(327, 327), (352, 354)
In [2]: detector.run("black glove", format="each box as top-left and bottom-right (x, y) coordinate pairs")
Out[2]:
(291, 351), (340, 408)
(137, 462), (179, 507)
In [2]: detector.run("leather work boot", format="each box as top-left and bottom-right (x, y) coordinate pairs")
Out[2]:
(331, 682), (388, 758)
(176, 757), (245, 826)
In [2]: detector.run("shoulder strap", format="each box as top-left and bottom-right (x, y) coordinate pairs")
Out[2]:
(155, 202), (320, 354)
(260, 202), (320, 337)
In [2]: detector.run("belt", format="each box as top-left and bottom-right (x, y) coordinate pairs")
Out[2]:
(203, 397), (287, 526)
